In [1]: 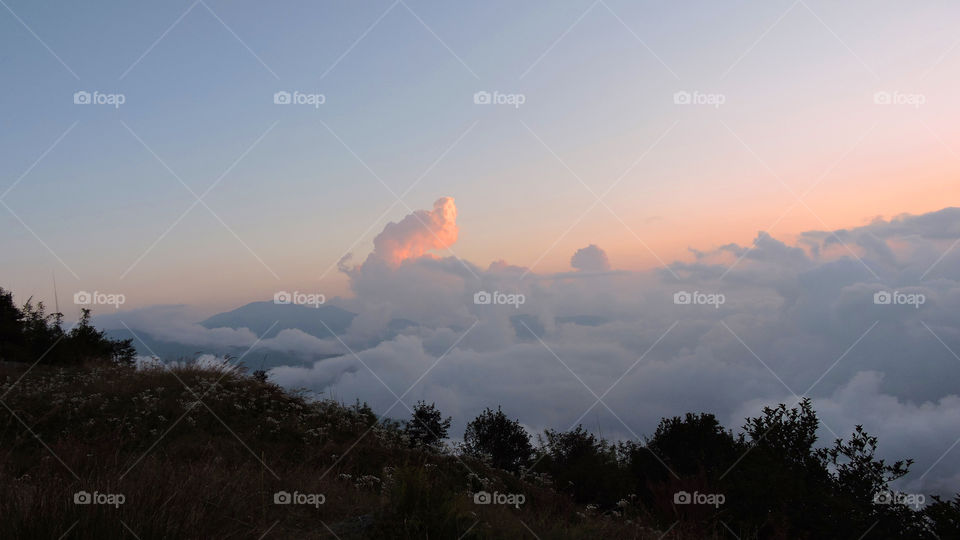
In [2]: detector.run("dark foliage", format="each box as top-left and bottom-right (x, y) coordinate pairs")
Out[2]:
(536, 425), (624, 505)
(404, 400), (452, 449)
(0, 287), (135, 366)
(463, 406), (534, 473)
(2, 283), (959, 538)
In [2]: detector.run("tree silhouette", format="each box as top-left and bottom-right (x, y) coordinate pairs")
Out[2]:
(404, 401), (451, 449)
(0, 287), (135, 366)
(463, 406), (533, 473)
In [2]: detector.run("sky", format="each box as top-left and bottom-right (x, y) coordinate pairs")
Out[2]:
(3, 0), (960, 495)
(2, 0), (960, 311)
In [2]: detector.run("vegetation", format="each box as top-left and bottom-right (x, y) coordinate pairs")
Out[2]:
(0, 286), (958, 538)
(462, 406), (535, 473)
(0, 287), (136, 366)
(403, 400), (451, 450)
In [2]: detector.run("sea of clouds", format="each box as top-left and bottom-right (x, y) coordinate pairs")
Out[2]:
(106, 199), (960, 495)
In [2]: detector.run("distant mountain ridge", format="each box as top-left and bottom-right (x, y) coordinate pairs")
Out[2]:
(200, 301), (356, 339)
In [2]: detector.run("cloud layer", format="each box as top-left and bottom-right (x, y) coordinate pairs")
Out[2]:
(116, 202), (960, 494)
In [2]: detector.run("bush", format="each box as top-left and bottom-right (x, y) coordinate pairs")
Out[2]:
(0, 287), (135, 366)
(536, 425), (624, 506)
(463, 406), (533, 473)
(403, 400), (451, 450)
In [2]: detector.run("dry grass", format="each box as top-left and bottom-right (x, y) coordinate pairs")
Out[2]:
(0, 361), (712, 539)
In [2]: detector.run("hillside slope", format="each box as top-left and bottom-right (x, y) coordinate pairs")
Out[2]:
(0, 361), (668, 539)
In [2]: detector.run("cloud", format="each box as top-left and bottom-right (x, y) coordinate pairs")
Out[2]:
(571, 244), (611, 272)
(346, 197), (459, 269)
(95, 305), (258, 348)
(95, 305), (343, 362)
(119, 205), (960, 495)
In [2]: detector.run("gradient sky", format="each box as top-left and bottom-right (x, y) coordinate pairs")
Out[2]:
(2, 0), (959, 313)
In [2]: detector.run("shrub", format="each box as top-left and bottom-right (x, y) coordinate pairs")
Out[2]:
(403, 400), (451, 450)
(463, 406), (533, 473)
